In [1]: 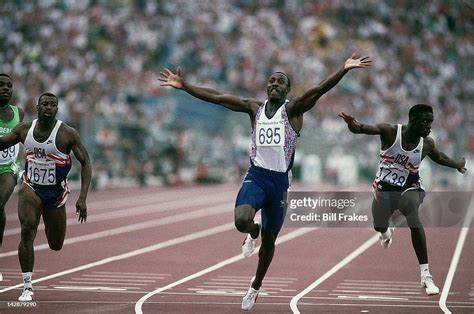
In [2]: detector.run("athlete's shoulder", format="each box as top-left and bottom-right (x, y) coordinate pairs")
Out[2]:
(242, 98), (262, 115)
(378, 122), (396, 129)
(243, 98), (262, 106)
(423, 136), (435, 147)
(57, 120), (78, 134)
(14, 105), (25, 121)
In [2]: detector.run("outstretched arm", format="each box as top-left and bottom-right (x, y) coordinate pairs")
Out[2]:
(0, 123), (26, 150)
(289, 54), (372, 115)
(425, 138), (467, 173)
(70, 128), (92, 223)
(158, 67), (259, 114)
(338, 112), (387, 135)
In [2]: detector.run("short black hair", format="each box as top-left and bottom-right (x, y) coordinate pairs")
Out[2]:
(409, 104), (433, 119)
(274, 71), (291, 89)
(38, 92), (58, 104)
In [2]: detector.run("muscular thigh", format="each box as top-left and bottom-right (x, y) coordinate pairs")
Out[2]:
(399, 190), (424, 216)
(398, 190), (425, 227)
(0, 172), (16, 206)
(371, 196), (395, 229)
(43, 205), (67, 240)
(18, 184), (42, 226)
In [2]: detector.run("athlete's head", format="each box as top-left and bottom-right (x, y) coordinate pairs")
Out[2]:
(37, 92), (58, 121)
(266, 72), (291, 103)
(0, 73), (13, 106)
(408, 104), (433, 138)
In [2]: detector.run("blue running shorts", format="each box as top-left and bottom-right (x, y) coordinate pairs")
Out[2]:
(235, 164), (290, 236)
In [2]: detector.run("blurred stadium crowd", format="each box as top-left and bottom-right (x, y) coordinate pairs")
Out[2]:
(1, 0), (472, 189)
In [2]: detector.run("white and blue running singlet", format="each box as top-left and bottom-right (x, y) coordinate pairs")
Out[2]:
(22, 119), (72, 210)
(250, 100), (298, 173)
(236, 100), (298, 236)
(373, 124), (424, 191)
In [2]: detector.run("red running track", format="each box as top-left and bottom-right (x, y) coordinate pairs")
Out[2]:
(0, 183), (472, 313)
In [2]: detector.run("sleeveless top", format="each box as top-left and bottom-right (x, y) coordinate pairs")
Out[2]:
(24, 119), (71, 186)
(0, 105), (20, 165)
(374, 124), (423, 188)
(250, 100), (298, 173)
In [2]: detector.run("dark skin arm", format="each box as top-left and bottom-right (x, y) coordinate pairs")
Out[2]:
(17, 106), (25, 122)
(286, 54), (371, 132)
(339, 112), (467, 173)
(67, 127), (92, 223)
(338, 112), (397, 149)
(424, 137), (466, 173)
(289, 54), (372, 116)
(0, 123), (29, 150)
(158, 67), (261, 123)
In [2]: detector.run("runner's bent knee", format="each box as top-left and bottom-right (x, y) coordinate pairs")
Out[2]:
(234, 205), (255, 232)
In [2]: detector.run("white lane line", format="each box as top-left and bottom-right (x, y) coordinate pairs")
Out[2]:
(0, 222), (235, 294)
(5, 185), (237, 220)
(439, 197), (474, 314)
(134, 227), (315, 314)
(5, 194), (232, 236)
(290, 233), (379, 314)
(0, 202), (233, 258)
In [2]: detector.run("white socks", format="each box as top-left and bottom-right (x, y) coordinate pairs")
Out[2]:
(420, 263), (431, 277)
(381, 228), (392, 240)
(22, 272), (33, 290)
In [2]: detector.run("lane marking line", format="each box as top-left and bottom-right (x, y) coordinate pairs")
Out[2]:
(290, 233), (379, 314)
(439, 197), (474, 314)
(0, 222), (235, 294)
(134, 227), (315, 314)
(0, 203), (233, 258)
(5, 195), (232, 236)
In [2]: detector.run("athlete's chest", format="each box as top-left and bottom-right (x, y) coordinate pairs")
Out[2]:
(0, 107), (14, 123)
(31, 128), (68, 153)
(400, 138), (419, 151)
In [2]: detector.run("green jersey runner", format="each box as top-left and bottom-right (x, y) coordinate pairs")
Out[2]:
(0, 105), (21, 177)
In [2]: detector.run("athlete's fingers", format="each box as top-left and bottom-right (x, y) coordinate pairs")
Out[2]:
(177, 67), (182, 76)
(158, 71), (168, 78)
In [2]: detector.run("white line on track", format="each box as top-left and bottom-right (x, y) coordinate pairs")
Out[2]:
(0, 222), (235, 294)
(289, 233), (379, 314)
(439, 197), (474, 314)
(0, 202), (233, 258)
(4, 185), (237, 221)
(5, 194), (233, 236)
(134, 227), (315, 314)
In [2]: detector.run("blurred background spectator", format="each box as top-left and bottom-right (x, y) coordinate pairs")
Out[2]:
(1, 0), (472, 190)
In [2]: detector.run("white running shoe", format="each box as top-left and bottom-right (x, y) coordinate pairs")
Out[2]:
(421, 275), (439, 295)
(18, 288), (34, 301)
(242, 276), (259, 311)
(242, 221), (260, 258)
(379, 227), (394, 249)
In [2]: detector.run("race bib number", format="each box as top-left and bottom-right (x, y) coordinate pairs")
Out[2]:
(377, 167), (408, 187)
(256, 120), (285, 147)
(0, 144), (19, 164)
(27, 159), (56, 185)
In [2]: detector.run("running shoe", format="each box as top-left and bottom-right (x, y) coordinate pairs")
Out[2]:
(242, 221), (260, 258)
(18, 288), (34, 301)
(379, 227), (394, 249)
(421, 275), (439, 295)
(242, 276), (259, 311)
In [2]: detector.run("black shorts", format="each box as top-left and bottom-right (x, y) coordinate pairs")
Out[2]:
(372, 181), (425, 229)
